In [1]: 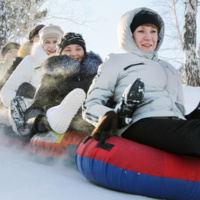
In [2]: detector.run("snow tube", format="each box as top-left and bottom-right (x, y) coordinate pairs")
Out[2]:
(75, 132), (200, 200)
(30, 131), (86, 160)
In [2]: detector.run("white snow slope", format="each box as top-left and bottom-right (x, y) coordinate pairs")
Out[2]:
(0, 107), (153, 200)
(0, 141), (154, 200)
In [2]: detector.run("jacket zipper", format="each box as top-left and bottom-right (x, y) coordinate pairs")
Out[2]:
(124, 62), (144, 71)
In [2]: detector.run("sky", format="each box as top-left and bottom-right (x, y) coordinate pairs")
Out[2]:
(42, 0), (156, 59)
(41, 0), (200, 69)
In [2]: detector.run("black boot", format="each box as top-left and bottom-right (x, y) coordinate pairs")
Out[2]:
(34, 114), (51, 132)
(11, 97), (48, 137)
(21, 115), (50, 138)
(11, 96), (30, 136)
(115, 78), (145, 128)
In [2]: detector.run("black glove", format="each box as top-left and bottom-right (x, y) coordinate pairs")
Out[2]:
(92, 111), (118, 141)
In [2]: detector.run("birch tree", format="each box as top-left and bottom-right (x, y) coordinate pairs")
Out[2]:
(29, 0), (37, 31)
(154, 0), (199, 86)
(7, 0), (47, 43)
(0, 0), (7, 49)
(184, 0), (199, 86)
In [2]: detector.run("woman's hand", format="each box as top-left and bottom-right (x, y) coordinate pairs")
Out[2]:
(92, 111), (118, 141)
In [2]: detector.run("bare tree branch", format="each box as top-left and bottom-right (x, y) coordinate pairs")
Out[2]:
(172, 0), (184, 49)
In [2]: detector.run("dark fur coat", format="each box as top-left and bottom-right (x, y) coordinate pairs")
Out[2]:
(27, 52), (102, 134)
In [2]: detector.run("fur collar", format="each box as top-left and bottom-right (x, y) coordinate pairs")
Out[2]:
(31, 42), (48, 66)
(81, 51), (102, 75)
(42, 51), (102, 77)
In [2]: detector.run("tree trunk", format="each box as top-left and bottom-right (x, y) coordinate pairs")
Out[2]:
(184, 0), (199, 86)
(13, 0), (20, 42)
(29, 0), (36, 32)
(0, 0), (7, 49)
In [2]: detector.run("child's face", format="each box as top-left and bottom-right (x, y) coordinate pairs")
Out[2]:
(61, 44), (84, 63)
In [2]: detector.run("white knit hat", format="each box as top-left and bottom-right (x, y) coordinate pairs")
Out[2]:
(39, 24), (64, 44)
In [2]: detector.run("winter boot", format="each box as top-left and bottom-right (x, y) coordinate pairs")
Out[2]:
(10, 96), (31, 136)
(115, 78), (145, 128)
(37, 115), (51, 131)
(24, 114), (49, 137)
(47, 88), (86, 134)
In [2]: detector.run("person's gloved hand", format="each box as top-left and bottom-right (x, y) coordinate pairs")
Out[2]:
(92, 111), (118, 141)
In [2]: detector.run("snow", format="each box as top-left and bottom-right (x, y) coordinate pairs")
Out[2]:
(182, 85), (200, 115)
(0, 142), (153, 200)
(0, 108), (153, 200)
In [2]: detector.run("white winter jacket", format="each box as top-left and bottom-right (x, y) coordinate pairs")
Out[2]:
(0, 43), (48, 107)
(83, 7), (186, 136)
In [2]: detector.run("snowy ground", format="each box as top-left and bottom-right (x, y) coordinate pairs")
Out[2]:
(0, 141), (155, 200)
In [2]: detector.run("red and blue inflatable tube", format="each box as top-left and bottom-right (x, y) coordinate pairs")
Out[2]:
(75, 135), (200, 200)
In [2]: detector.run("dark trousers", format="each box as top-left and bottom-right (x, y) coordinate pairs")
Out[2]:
(122, 118), (200, 158)
(16, 82), (36, 99)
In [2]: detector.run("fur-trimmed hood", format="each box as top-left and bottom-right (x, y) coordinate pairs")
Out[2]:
(117, 7), (165, 60)
(81, 51), (102, 75)
(18, 41), (33, 59)
(31, 42), (48, 67)
(41, 51), (102, 77)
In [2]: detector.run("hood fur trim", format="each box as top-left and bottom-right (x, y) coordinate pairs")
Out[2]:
(81, 51), (102, 75)
(31, 42), (48, 66)
(117, 7), (165, 60)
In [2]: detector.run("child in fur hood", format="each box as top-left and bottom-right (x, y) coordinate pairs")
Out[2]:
(0, 41), (33, 91)
(0, 25), (45, 92)
(10, 32), (102, 138)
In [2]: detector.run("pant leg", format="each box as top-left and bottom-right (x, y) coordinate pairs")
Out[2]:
(24, 108), (48, 135)
(185, 102), (200, 120)
(122, 118), (200, 158)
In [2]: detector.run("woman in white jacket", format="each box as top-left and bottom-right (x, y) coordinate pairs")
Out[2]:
(0, 24), (63, 134)
(83, 7), (200, 158)
(0, 24), (64, 108)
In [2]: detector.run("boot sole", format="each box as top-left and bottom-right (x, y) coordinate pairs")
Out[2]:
(10, 97), (29, 136)
(48, 88), (86, 134)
